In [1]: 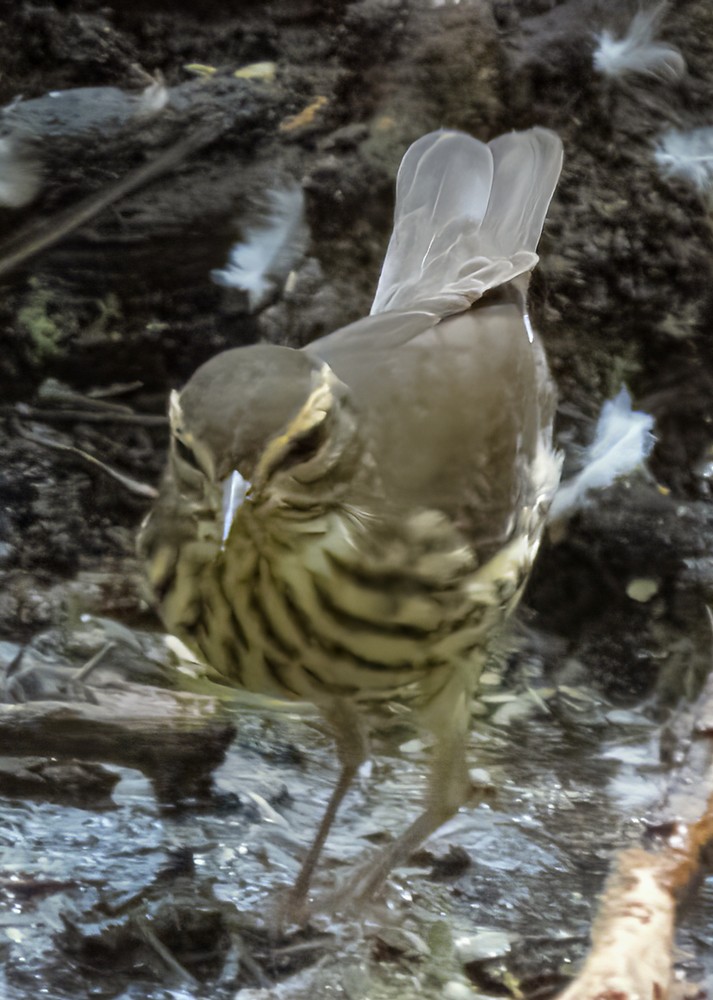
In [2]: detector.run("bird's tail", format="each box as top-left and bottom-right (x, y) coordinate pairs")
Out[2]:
(370, 128), (563, 318)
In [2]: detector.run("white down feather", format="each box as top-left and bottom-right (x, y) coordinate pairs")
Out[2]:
(211, 184), (308, 312)
(549, 388), (655, 520)
(593, 3), (685, 82)
(654, 126), (713, 193)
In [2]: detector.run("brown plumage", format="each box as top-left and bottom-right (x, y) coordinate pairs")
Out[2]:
(138, 127), (563, 914)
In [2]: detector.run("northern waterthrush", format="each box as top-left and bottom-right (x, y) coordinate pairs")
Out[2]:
(139, 128), (563, 910)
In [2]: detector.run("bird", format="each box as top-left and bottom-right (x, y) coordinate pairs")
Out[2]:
(138, 127), (564, 914)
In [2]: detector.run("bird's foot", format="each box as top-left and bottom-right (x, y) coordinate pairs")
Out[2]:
(270, 882), (314, 935)
(305, 851), (395, 919)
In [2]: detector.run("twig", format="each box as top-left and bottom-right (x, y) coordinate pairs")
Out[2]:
(37, 380), (134, 414)
(14, 420), (158, 499)
(88, 380), (144, 400)
(135, 917), (200, 986)
(0, 121), (228, 278)
(555, 633), (713, 1000)
(72, 642), (117, 683)
(270, 936), (334, 957)
(234, 934), (273, 989)
(15, 404), (166, 427)
(0, 686), (235, 803)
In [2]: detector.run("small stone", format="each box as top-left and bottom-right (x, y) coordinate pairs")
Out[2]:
(233, 61), (277, 81)
(626, 578), (659, 602)
(443, 981), (476, 999)
(455, 929), (515, 963)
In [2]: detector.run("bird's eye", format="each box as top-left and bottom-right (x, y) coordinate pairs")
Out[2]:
(173, 436), (201, 471)
(278, 423), (327, 472)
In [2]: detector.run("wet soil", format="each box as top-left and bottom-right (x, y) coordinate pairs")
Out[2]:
(2, 0), (713, 997)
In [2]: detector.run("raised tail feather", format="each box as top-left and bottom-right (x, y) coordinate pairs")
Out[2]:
(370, 127), (563, 318)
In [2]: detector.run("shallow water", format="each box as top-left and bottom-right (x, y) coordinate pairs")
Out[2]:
(1, 659), (704, 1000)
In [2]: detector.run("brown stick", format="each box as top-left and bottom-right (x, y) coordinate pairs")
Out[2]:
(556, 669), (713, 1000)
(0, 121), (226, 278)
(13, 420), (159, 499)
(14, 404), (167, 426)
(0, 685), (235, 803)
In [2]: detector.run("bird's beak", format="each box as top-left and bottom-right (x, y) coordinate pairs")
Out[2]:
(221, 470), (250, 546)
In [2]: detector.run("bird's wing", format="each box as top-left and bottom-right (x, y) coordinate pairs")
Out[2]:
(309, 309), (439, 355)
(310, 303), (557, 558)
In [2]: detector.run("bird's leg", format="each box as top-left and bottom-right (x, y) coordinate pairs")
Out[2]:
(343, 724), (471, 905)
(286, 698), (368, 917)
(316, 673), (474, 910)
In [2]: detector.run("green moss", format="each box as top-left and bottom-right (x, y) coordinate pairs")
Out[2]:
(17, 278), (67, 364)
(16, 281), (125, 365)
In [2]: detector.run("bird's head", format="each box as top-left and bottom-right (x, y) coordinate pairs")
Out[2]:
(167, 343), (366, 543)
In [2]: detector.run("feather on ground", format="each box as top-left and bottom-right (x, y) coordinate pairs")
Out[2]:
(549, 388), (655, 520)
(654, 126), (713, 193)
(211, 184), (308, 312)
(593, 3), (685, 83)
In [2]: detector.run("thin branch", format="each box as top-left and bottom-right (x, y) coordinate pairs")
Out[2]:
(14, 404), (167, 427)
(135, 918), (200, 986)
(37, 380), (135, 414)
(0, 686), (235, 803)
(72, 642), (118, 683)
(14, 420), (158, 499)
(556, 642), (713, 1000)
(0, 121), (227, 278)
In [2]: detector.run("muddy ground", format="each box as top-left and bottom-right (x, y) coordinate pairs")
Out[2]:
(1, 1), (713, 998)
